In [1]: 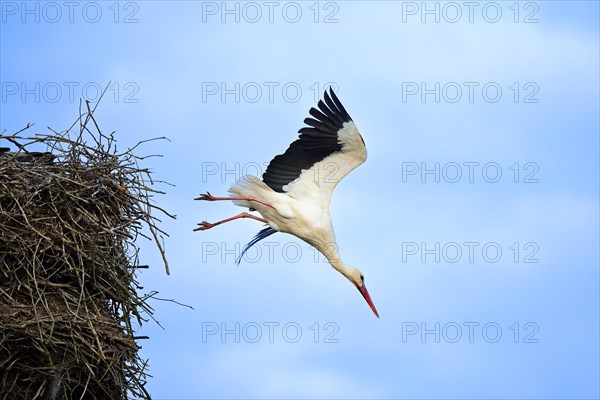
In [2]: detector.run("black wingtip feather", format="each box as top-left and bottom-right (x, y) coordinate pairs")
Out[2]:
(236, 227), (278, 265)
(308, 108), (338, 130)
(303, 117), (336, 134)
(328, 89), (352, 122)
(323, 91), (339, 117)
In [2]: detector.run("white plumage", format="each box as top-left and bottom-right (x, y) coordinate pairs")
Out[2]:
(196, 89), (378, 317)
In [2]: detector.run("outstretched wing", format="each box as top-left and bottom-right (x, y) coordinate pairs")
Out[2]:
(262, 88), (367, 208)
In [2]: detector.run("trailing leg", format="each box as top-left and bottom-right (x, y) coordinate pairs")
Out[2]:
(195, 192), (275, 209)
(194, 212), (269, 231)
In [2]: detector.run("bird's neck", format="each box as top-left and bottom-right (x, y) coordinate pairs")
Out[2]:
(313, 240), (351, 278)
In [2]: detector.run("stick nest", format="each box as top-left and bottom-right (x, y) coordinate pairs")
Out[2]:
(0, 104), (173, 400)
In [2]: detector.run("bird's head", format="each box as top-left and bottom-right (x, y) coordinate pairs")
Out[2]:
(344, 266), (379, 318)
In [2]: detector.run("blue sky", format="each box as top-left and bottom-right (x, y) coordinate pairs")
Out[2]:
(1, 1), (598, 399)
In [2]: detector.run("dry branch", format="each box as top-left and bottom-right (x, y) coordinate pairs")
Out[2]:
(0, 105), (173, 399)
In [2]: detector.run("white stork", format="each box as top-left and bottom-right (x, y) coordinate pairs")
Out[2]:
(195, 88), (378, 317)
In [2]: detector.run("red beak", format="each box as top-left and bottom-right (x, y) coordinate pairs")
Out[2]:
(355, 283), (379, 318)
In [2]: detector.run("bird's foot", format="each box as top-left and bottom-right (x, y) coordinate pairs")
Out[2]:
(195, 192), (215, 201)
(194, 221), (216, 231)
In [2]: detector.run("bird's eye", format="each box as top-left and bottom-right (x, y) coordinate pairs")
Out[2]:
(360, 274), (364, 282)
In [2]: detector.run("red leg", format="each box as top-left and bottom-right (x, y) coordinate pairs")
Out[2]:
(194, 212), (269, 231)
(195, 192), (275, 209)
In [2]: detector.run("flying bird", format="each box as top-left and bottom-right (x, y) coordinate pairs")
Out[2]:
(195, 88), (378, 317)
